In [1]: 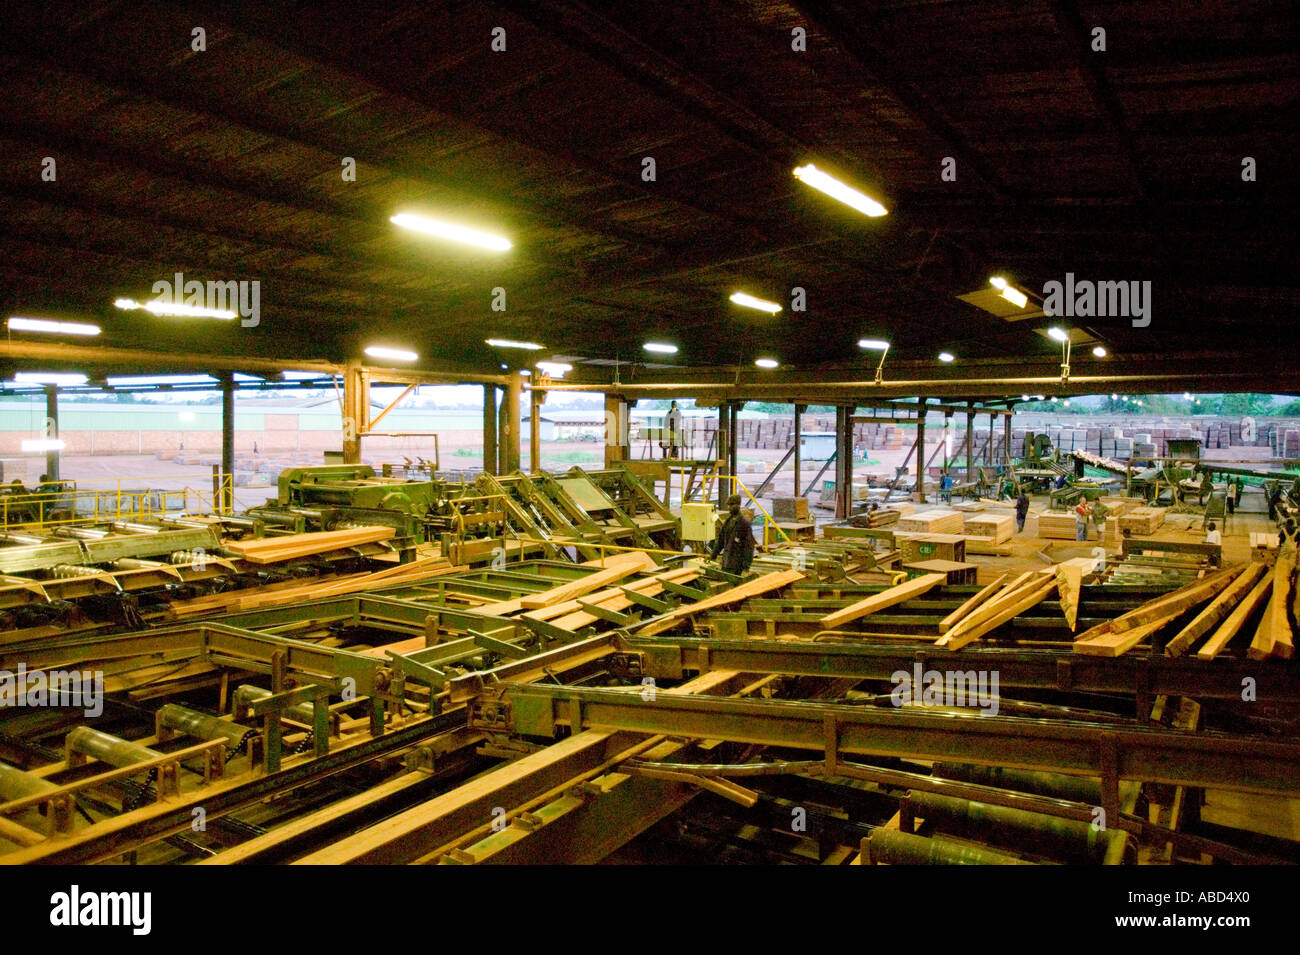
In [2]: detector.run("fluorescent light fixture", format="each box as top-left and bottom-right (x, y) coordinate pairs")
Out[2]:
(937, 351), (955, 363)
(1021, 394), (1030, 401)
(1000, 286), (1028, 308)
(1035, 394), (1046, 401)
(793, 164), (887, 217)
(14, 372), (87, 386)
(1092, 345), (1108, 357)
(391, 213), (511, 251)
(8, 317), (100, 336)
(107, 374), (217, 386)
(1111, 393), (1118, 400)
(281, 370), (329, 380)
(857, 339), (890, 351)
(536, 361), (573, 378)
(755, 358), (779, 369)
(486, 339), (543, 351)
(364, 346), (418, 363)
(1062, 400), (1070, 406)
(1047, 326), (1069, 342)
(729, 292), (782, 314)
(115, 298), (236, 320)
(989, 276), (1008, 290)
(21, 438), (65, 452)
(520, 369), (531, 377)
(643, 342), (678, 354)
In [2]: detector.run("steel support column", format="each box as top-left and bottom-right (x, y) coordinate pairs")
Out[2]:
(834, 405), (852, 520)
(220, 372), (234, 511)
(482, 385), (498, 475)
(915, 412), (926, 503)
(42, 384), (60, 482)
(966, 405), (975, 482)
(793, 403), (804, 497)
(1004, 413), (1013, 466)
(715, 401), (730, 507)
(500, 371), (522, 474)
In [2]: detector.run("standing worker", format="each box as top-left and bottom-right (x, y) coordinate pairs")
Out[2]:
(1092, 498), (1110, 542)
(709, 494), (755, 575)
(1074, 499), (1092, 542)
(662, 401), (683, 460)
(1015, 489), (1030, 534)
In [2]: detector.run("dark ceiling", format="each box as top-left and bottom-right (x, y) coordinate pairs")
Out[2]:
(0, 0), (1296, 381)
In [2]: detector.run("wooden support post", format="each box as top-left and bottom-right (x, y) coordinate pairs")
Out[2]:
(605, 394), (629, 469)
(835, 405), (852, 520)
(1003, 414), (1013, 465)
(501, 370), (522, 473)
(482, 385), (498, 475)
(342, 360), (366, 465)
(529, 386), (543, 473)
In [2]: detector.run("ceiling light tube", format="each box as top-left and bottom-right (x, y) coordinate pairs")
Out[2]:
(486, 338), (543, 350)
(364, 346), (418, 363)
(643, 342), (678, 354)
(729, 292), (782, 314)
(755, 358), (779, 369)
(8, 317), (101, 336)
(793, 164), (888, 217)
(391, 213), (511, 251)
(937, 352), (955, 363)
(114, 298), (237, 320)
(1047, 326), (1069, 342)
(14, 372), (88, 386)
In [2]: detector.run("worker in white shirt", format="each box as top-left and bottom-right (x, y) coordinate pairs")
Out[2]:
(1204, 521), (1221, 545)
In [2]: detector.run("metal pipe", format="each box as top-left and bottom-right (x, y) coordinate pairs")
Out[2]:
(867, 828), (1041, 865)
(157, 704), (251, 750)
(66, 727), (158, 767)
(933, 762), (1101, 804)
(232, 685), (316, 725)
(903, 790), (1108, 864)
(0, 760), (57, 800)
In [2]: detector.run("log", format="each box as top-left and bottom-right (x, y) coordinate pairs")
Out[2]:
(1164, 562), (1268, 657)
(819, 573), (947, 629)
(938, 577), (1057, 651)
(1110, 565), (1240, 633)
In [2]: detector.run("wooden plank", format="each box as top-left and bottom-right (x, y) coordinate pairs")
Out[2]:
(1164, 562), (1268, 657)
(938, 577), (1057, 651)
(518, 552), (656, 610)
(1249, 592), (1282, 661)
(1056, 563), (1084, 631)
(938, 572), (1009, 632)
(1110, 565), (1240, 633)
(1073, 607), (1184, 658)
(818, 573), (947, 629)
(937, 570), (1046, 639)
(643, 570), (806, 632)
(224, 526), (396, 563)
(1269, 543), (1295, 660)
(1196, 572), (1274, 661)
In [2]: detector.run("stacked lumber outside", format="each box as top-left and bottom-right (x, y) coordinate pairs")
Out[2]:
(225, 526), (396, 564)
(897, 509), (965, 535)
(1118, 507), (1166, 535)
(819, 573), (947, 629)
(963, 511), (1015, 544)
(1038, 511), (1089, 540)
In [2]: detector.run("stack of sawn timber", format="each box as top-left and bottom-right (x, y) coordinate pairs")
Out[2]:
(224, 526), (396, 564)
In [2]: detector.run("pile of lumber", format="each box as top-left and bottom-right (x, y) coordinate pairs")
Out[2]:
(936, 571), (1057, 650)
(637, 569), (805, 636)
(1038, 511), (1089, 540)
(963, 511), (1015, 544)
(1070, 562), (1279, 658)
(169, 555), (464, 616)
(472, 552), (658, 616)
(897, 509), (965, 535)
(1118, 507), (1165, 535)
(819, 573), (947, 629)
(224, 526), (396, 564)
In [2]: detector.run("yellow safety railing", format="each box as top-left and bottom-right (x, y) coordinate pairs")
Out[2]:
(718, 474), (794, 548)
(0, 474), (235, 528)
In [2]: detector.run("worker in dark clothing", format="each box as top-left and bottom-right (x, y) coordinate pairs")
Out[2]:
(1268, 484), (1283, 520)
(1014, 490), (1030, 533)
(709, 494), (755, 575)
